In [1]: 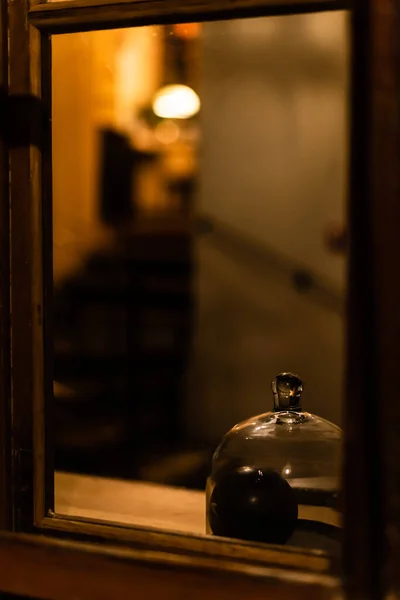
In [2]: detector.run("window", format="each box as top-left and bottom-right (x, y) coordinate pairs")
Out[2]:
(1, 0), (398, 598)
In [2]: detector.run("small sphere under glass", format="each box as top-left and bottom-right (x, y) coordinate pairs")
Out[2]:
(209, 465), (298, 544)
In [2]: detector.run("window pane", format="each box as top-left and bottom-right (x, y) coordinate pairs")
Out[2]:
(52, 12), (349, 559)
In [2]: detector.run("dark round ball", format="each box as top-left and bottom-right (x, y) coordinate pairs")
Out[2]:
(208, 466), (298, 545)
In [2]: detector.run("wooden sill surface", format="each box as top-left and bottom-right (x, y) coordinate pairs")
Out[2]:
(55, 471), (206, 534)
(55, 471), (340, 535)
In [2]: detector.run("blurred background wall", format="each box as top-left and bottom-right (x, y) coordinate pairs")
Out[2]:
(51, 13), (348, 480)
(52, 29), (162, 285)
(185, 12), (348, 440)
(199, 11), (348, 293)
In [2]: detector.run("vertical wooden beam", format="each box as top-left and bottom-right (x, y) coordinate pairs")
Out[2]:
(344, 0), (400, 598)
(0, 0), (11, 531)
(369, 1), (400, 596)
(8, 0), (49, 530)
(8, 0), (37, 531)
(41, 30), (55, 522)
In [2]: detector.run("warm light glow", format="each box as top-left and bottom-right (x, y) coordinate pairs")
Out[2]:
(173, 23), (201, 39)
(153, 85), (200, 120)
(154, 120), (180, 144)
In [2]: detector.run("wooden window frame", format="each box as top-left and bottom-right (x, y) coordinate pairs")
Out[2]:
(0, 531), (339, 599)
(1, 0), (399, 598)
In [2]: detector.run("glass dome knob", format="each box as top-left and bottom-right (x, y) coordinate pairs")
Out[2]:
(272, 372), (303, 412)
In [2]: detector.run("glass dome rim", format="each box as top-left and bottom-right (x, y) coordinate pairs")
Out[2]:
(228, 409), (342, 436)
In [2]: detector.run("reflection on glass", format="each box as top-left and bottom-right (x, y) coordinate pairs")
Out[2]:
(52, 12), (349, 553)
(206, 373), (342, 554)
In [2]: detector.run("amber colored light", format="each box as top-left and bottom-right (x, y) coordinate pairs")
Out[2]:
(153, 84), (200, 119)
(172, 23), (201, 39)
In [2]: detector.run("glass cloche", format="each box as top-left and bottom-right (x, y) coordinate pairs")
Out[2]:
(206, 373), (342, 549)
